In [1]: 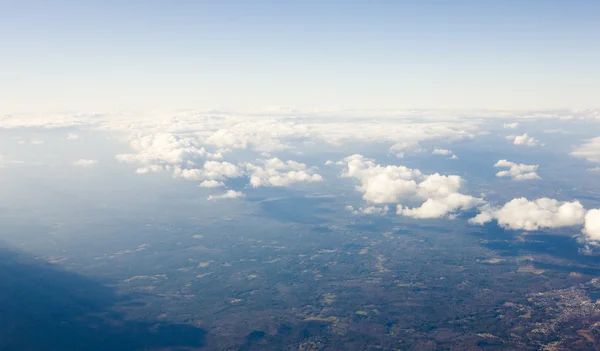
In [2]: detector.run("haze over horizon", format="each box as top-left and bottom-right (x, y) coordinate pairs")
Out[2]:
(2, 0), (600, 113)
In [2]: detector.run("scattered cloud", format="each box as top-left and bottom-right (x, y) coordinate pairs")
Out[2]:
(73, 159), (98, 167)
(207, 190), (244, 200)
(571, 137), (600, 163)
(340, 154), (483, 219)
(246, 158), (323, 187)
(584, 209), (600, 241)
(506, 133), (539, 146)
(543, 129), (570, 134)
(346, 205), (389, 215)
(66, 133), (79, 140)
(494, 160), (540, 180)
(199, 180), (225, 188)
(470, 197), (586, 230)
(503, 122), (519, 129)
(432, 149), (452, 156)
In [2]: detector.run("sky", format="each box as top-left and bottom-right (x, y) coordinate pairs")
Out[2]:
(1, 0), (600, 113)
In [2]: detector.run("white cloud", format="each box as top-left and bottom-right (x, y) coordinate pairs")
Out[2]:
(340, 154), (483, 219)
(199, 180), (225, 188)
(470, 197), (586, 231)
(30, 139), (44, 145)
(506, 133), (539, 146)
(73, 159), (98, 167)
(432, 149), (452, 156)
(66, 133), (79, 140)
(324, 160), (334, 166)
(494, 160), (541, 181)
(543, 129), (570, 134)
(588, 167), (600, 172)
(450, 155), (458, 160)
(246, 158), (323, 187)
(503, 122), (519, 129)
(584, 209), (600, 241)
(207, 190), (244, 200)
(571, 137), (600, 163)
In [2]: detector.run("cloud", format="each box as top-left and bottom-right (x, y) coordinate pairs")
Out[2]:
(584, 209), (600, 241)
(346, 205), (389, 215)
(246, 158), (323, 187)
(506, 133), (539, 146)
(503, 122), (519, 129)
(199, 180), (225, 188)
(432, 149), (452, 156)
(30, 139), (44, 145)
(73, 159), (98, 167)
(571, 137), (600, 163)
(340, 154), (483, 219)
(588, 167), (600, 172)
(470, 197), (586, 230)
(207, 190), (244, 200)
(66, 133), (79, 140)
(116, 132), (223, 175)
(543, 129), (570, 134)
(494, 160), (541, 180)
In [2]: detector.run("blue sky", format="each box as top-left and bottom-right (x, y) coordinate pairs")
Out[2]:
(2, 0), (600, 112)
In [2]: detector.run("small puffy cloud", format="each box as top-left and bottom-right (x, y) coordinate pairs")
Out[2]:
(494, 160), (541, 181)
(66, 133), (79, 140)
(450, 155), (458, 160)
(503, 122), (519, 129)
(584, 209), (600, 241)
(470, 197), (586, 230)
(340, 154), (483, 219)
(246, 158), (323, 187)
(346, 205), (389, 215)
(324, 160), (334, 166)
(207, 190), (244, 200)
(506, 133), (539, 146)
(73, 159), (98, 167)
(571, 137), (600, 163)
(432, 149), (452, 156)
(199, 180), (225, 188)
(30, 139), (44, 145)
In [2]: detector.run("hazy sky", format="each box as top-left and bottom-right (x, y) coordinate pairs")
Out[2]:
(2, 0), (600, 113)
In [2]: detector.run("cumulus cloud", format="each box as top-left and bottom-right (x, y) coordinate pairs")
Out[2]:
(246, 158), (323, 187)
(503, 122), (519, 129)
(494, 160), (541, 180)
(73, 159), (98, 167)
(584, 209), (600, 241)
(199, 180), (225, 188)
(66, 133), (79, 140)
(506, 133), (539, 146)
(340, 154), (483, 219)
(571, 137), (600, 163)
(207, 190), (244, 200)
(432, 149), (452, 156)
(470, 197), (586, 230)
